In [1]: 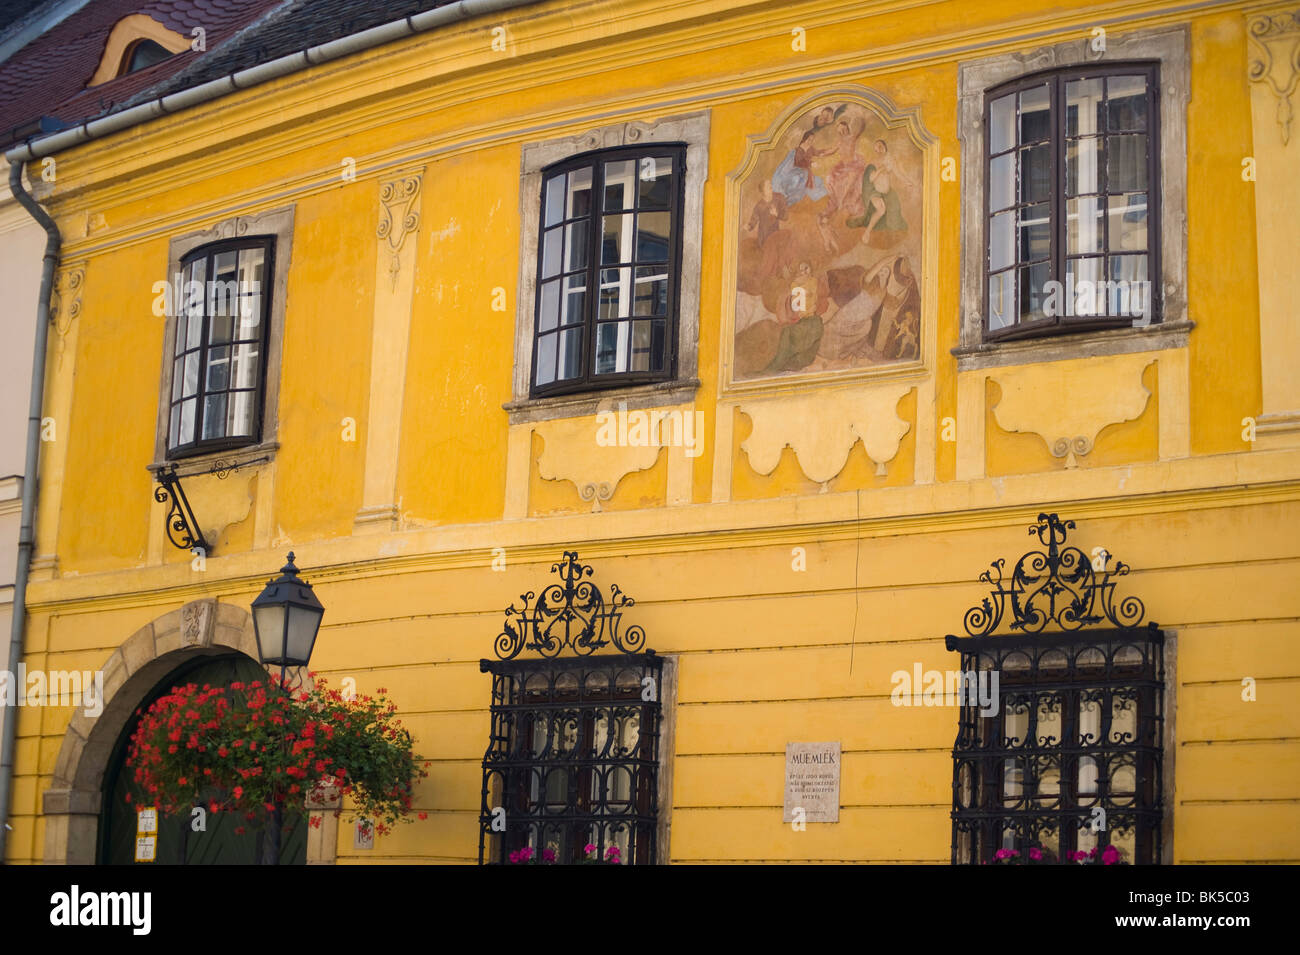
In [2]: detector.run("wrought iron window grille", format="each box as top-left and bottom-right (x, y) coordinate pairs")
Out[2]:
(944, 514), (1165, 865)
(479, 552), (662, 865)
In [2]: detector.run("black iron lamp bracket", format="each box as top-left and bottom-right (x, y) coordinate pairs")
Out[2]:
(153, 465), (213, 554)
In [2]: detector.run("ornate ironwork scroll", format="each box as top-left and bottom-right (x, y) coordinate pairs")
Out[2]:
(480, 553), (661, 865)
(945, 516), (1164, 865)
(153, 466), (211, 553)
(494, 551), (648, 660)
(957, 513), (1146, 638)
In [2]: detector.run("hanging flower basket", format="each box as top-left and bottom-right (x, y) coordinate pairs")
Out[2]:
(125, 675), (428, 839)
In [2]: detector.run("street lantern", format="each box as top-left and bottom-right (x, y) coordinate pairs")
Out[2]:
(251, 552), (324, 675)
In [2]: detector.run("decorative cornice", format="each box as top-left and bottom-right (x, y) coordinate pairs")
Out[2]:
(22, 453), (1300, 617)
(48, 0), (1217, 256)
(1248, 8), (1300, 144)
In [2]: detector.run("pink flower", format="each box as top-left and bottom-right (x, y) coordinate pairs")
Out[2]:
(518, 846), (534, 862)
(509, 850), (520, 864)
(1028, 847), (1042, 861)
(1102, 845), (1120, 865)
(994, 848), (1018, 860)
(584, 843), (597, 856)
(542, 849), (556, 863)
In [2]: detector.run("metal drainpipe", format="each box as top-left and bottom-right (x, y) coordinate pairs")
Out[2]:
(0, 159), (60, 862)
(0, 0), (542, 859)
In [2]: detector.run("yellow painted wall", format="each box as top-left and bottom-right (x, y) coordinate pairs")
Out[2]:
(6, 0), (1298, 864)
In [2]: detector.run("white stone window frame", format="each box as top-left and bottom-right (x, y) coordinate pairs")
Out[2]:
(506, 111), (709, 425)
(149, 207), (294, 476)
(954, 26), (1192, 372)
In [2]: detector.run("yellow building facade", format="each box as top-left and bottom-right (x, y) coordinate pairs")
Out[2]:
(4, 0), (1299, 864)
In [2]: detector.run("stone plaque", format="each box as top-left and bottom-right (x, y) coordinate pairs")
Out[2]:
(783, 741), (840, 823)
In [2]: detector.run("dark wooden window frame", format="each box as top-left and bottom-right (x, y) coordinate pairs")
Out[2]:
(982, 62), (1162, 342)
(529, 144), (687, 398)
(166, 237), (275, 460)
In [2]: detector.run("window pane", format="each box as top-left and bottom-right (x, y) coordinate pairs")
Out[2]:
(649, 320), (667, 372)
(1066, 77), (1103, 136)
(635, 211), (671, 263)
(557, 327), (583, 380)
(562, 273), (586, 327)
(206, 345), (231, 391)
(1066, 256), (1104, 317)
(1108, 193), (1148, 251)
(989, 211), (1014, 272)
(238, 246), (265, 289)
(637, 155), (674, 209)
(989, 93), (1015, 154)
(604, 159), (636, 212)
(1066, 137), (1101, 196)
(1109, 254), (1149, 319)
(535, 333), (557, 385)
(602, 213), (634, 265)
(1017, 260), (1050, 322)
(185, 294), (204, 356)
(202, 394), (227, 439)
(596, 321), (626, 375)
(566, 167), (592, 219)
(634, 266), (668, 316)
(599, 266), (631, 320)
(564, 220), (588, 272)
(1067, 196), (1103, 254)
(988, 153), (1015, 212)
(209, 311), (233, 345)
(1018, 84), (1051, 143)
(1107, 75), (1148, 131)
(169, 403), (181, 448)
(538, 279), (560, 332)
(237, 291), (262, 339)
(232, 343), (260, 389)
(228, 390), (255, 437)
(989, 270), (1015, 330)
(1107, 134), (1147, 192)
(1018, 202), (1050, 262)
(1019, 144), (1050, 203)
(172, 357), (185, 401)
(179, 398), (196, 446)
(543, 173), (566, 227)
(182, 353), (200, 397)
(541, 227), (562, 278)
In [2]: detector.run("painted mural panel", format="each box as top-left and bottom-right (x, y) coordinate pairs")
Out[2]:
(733, 96), (924, 383)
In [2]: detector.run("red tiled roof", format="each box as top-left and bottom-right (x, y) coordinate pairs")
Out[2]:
(0, 0), (284, 146)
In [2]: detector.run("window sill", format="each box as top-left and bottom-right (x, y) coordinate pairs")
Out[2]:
(505, 379), (700, 425)
(952, 320), (1194, 373)
(147, 441), (279, 479)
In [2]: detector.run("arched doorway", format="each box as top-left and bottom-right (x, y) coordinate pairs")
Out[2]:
(42, 598), (334, 864)
(97, 652), (306, 864)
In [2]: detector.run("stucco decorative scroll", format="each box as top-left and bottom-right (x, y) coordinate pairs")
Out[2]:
(533, 416), (664, 512)
(990, 355), (1154, 468)
(1248, 10), (1300, 144)
(49, 262), (85, 370)
(740, 384), (911, 484)
(377, 172), (422, 289)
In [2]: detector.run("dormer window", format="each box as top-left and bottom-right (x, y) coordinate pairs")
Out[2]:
(123, 38), (173, 74)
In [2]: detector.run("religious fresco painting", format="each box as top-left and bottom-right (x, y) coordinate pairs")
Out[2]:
(734, 96), (925, 382)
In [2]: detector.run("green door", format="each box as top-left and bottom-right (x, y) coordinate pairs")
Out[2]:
(98, 653), (307, 865)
